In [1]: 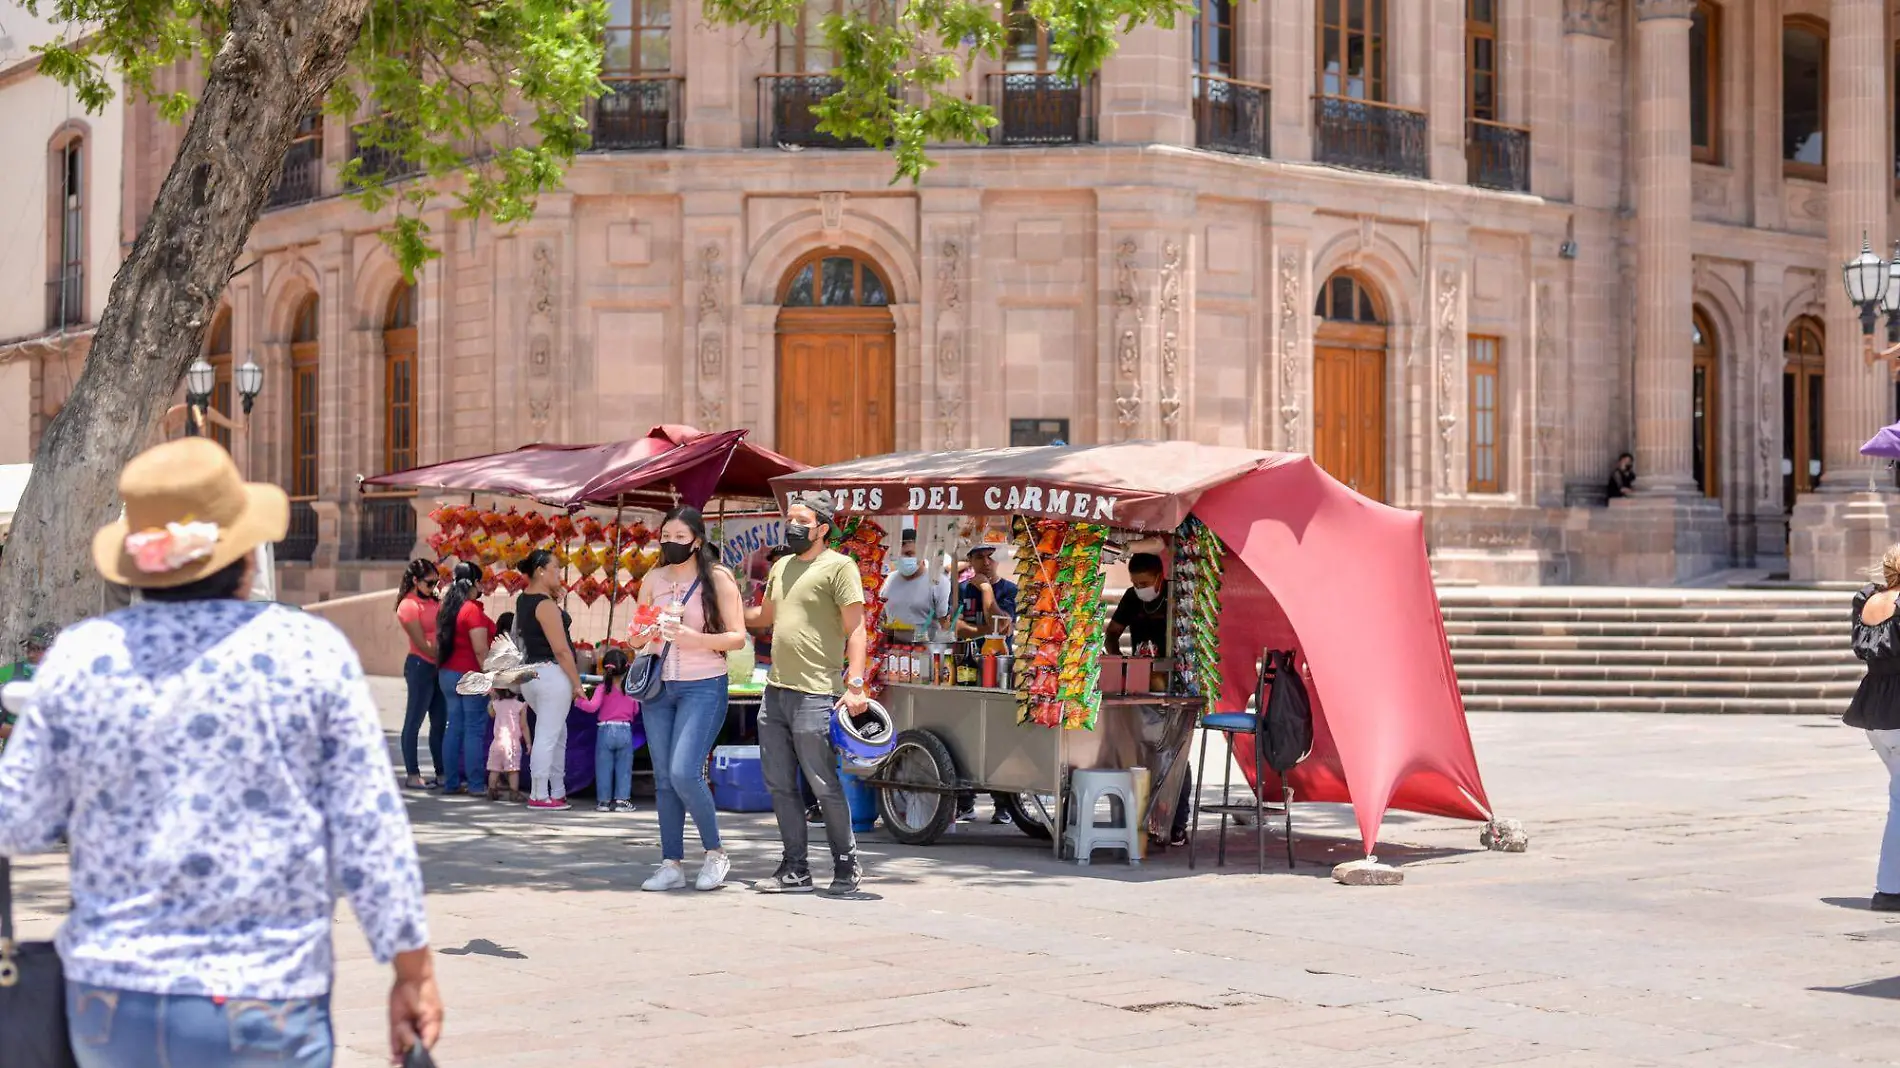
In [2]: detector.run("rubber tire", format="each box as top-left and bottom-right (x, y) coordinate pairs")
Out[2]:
(875, 728), (959, 845)
(1001, 792), (1056, 841)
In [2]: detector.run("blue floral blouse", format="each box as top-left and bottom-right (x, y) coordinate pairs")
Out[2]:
(0, 600), (429, 999)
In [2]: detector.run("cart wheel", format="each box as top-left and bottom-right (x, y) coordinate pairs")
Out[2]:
(876, 728), (958, 845)
(1001, 792), (1057, 841)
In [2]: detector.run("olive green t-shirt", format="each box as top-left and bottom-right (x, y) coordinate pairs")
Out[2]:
(765, 549), (865, 695)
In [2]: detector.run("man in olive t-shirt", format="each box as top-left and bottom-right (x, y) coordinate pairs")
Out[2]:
(745, 494), (869, 894)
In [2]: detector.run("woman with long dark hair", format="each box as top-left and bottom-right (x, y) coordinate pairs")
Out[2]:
(395, 559), (446, 789)
(434, 561), (495, 796)
(516, 549), (583, 809)
(627, 506), (747, 891)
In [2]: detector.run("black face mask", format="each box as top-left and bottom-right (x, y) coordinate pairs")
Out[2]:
(660, 541), (695, 566)
(785, 524), (816, 553)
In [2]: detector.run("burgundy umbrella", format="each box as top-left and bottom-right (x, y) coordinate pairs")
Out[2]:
(1862, 422), (1900, 461)
(363, 431), (750, 510)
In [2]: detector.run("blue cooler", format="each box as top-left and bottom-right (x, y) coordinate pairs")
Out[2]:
(838, 757), (879, 834)
(711, 745), (772, 812)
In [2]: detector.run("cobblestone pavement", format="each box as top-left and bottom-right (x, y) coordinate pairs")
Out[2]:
(13, 680), (1900, 1067)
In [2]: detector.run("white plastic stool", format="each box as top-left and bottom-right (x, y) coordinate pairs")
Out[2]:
(1062, 769), (1142, 866)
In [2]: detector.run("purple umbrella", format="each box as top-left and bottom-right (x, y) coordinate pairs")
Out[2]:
(1862, 422), (1900, 460)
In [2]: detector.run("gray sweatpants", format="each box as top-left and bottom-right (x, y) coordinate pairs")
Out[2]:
(759, 684), (856, 867)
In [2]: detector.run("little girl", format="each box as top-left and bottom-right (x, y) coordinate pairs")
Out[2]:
(488, 686), (530, 803)
(578, 649), (641, 812)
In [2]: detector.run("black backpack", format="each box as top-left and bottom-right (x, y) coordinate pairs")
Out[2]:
(1255, 649), (1311, 867)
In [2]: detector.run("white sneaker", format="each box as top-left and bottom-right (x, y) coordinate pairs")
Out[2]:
(695, 851), (731, 891)
(642, 862), (687, 892)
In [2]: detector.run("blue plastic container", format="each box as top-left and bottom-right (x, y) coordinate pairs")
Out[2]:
(711, 745), (773, 812)
(838, 758), (879, 834)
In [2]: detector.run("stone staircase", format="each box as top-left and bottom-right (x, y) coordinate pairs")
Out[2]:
(1439, 587), (1864, 714)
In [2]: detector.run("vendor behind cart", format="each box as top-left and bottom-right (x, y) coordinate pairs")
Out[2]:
(882, 528), (952, 640)
(1104, 552), (1193, 849)
(955, 545), (1017, 640)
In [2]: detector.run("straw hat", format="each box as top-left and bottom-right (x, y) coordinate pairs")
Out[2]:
(92, 437), (289, 589)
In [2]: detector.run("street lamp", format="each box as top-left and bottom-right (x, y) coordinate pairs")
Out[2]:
(1841, 232), (1900, 373)
(236, 352), (263, 415)
(184, 357), (216, 436)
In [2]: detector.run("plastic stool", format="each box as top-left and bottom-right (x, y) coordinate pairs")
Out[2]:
(1062, 769), (1142, 866)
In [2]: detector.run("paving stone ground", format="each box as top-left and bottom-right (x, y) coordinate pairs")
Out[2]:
(14, 679), (1900, 1067)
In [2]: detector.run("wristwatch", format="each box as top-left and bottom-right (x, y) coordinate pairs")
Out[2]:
(846, 676), (866, 690)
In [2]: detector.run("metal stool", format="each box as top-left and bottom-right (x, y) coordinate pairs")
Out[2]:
(1189, 655), (1294, 873)
(1062, 769), (1142, 866)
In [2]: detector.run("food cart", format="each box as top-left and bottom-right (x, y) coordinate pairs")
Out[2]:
(772, 442), (1504, 861)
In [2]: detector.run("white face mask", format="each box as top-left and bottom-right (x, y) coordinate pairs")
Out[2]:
(896, 556), (920, 578)
(1133, 584), (1161, 603)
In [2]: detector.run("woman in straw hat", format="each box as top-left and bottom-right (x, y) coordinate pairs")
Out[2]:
(0, 438), (442, 1066)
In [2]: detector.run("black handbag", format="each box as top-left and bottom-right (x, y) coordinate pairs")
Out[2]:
(0, 857), (77, 1067)
(623, 577), (700, 702)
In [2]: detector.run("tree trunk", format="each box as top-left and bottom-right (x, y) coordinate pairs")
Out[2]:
(0, 0), (368, 646)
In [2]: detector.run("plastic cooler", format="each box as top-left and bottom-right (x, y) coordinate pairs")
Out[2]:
(710, 745), (772, 812)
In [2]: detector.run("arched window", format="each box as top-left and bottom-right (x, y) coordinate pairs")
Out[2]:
(1784, 316), (1825, 507)
(1318, 0), (1387, 101)
(206, 307), (234, 450)
(383, 282), (419, 474)
(290, 295), (320, 498)
(1690, 2), (1719, 162)
(1783, 18), (1827, 175)
(781, 253), (890, 307)
(1194, 0), (1236, 77)
(47, 132), (85, 329)
(1312, 273), (1388, 501)
(1691, 308), (1719, 498)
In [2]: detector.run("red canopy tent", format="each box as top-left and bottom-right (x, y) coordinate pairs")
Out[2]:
(770, 441), (1492, 855)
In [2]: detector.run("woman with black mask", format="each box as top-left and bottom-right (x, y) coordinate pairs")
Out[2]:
(434, 561), (495, 796)
(394, 559), (446, 789)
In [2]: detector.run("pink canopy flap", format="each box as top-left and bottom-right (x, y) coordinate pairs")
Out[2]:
(1191, 454), (1493, 856)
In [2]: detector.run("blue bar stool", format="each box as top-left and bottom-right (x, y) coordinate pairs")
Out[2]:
(1188, 654), (1289, 873)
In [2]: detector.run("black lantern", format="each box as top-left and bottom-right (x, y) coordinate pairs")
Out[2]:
(1841, 233), (1900, 370)
(184, 357), (216, 436)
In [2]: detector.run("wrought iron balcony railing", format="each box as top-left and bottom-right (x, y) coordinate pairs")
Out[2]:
(358, 495), (416, 561)
(279, 498), (319, 563)
(591, 77), (682, 151)
(1193, 75), (1270, 159)
(348, 122), (420, 182)
(1467, 118), (1531, 192)
(1312, 94), (1428, 180)
(267, 135), (324, 209)
(984, 72), (1095, 146)
(757, 74), (874, 149)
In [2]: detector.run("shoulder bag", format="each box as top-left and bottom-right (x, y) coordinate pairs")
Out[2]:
(623, 577), (700, 702)
(0, 857), (77, 1068)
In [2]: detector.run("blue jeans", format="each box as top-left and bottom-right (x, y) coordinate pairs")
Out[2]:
(400, 653), (446, 779)
(438, 670), (489, 792)
(643, 675), (727, 860)
(67, 982), (333, 1068)
(596, 721), (635, 802)
(1872, 730), (1900, 894)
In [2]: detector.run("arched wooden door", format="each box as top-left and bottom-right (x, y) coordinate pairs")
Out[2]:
(775, 252), (896, 467)
(1312, 273), (1388, 501)
(1691, 308), (1719, 498)
(1783, 316), (1824, 509)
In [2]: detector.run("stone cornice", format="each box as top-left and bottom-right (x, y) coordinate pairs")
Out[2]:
(1634, 0), (1694, 21)
(1564, 0), (1616, 38)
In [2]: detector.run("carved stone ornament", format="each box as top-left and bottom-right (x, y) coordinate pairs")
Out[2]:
(1633, 0), (1693, 20)
(1563, 0), (1615, 36)
(820, 192), (846, 234)
(937, 236), (964, 449)
(696, 242), (726, 425)
(527, 333), (553, 429)
(1535, 282), (1560, 473)
(1158, 239), (1183, 432)
(1435, 268), (1462, 495)
(1113, 239), (1142, 437)
(1277, 251), (1302, 448)
(937, 238), (962, 312)
(1114, 238), (1139, 309)
(1757, 304), (1778, 505)
(529, 243), (556, 320)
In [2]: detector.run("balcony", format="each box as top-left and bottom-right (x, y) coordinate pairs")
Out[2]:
(1467, 119), (1531, 192)
(758, 74), (872, 149)
(358, 494), (416, 561)
(348, 122), (420, 182)
(984, 72), (1094, 146)
(1193, 75), (1270, 159)
(267, 135), (324, 209)
(591, 77), (682, 151)
(279, 498), (318, 563)
(45, 268), (84, 330)
(1312, 95), (1428, 180)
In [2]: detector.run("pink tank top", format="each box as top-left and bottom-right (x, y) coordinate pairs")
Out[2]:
(646, 569), (729, 682)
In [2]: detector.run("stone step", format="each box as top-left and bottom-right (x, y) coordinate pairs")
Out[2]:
(1441, 605), (1845, 624)
(1436, 587), (1849, 609)
(1458, 677), (1859, 700)
(1455, 662), (1864, 683)
(1444, 619), (1845, 638)
(1447, 633), (1839, 652)
(1449, 647), (1856, 667)
(1457, 694), (1846, 715)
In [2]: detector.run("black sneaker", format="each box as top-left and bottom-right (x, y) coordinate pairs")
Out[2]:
(1874, 892), (1900, 912)
(805, 804), (824, 825)
(956, 806), (976, 823)
(752, 859), (814, 894)
(829, 855), (864, 895)
(990, 809), (1013, 826)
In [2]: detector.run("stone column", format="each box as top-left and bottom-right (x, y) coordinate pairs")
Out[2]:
(1629, 0), (1697, 495)
(1095, 23), (1192, 146)
(1822, 0), (1890, 487)
(1562, 3), (1617, 502)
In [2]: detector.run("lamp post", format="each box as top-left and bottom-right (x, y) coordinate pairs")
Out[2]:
(236, 352), (263, 415)
(1841, 233), (1900, 374)
(184, 357), (216, 436)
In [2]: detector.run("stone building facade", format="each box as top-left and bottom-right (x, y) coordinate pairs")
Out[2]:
(95, 0), (1900, 597)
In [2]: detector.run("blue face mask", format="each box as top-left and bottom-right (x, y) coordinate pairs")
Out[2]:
(896, 556), (920, 578)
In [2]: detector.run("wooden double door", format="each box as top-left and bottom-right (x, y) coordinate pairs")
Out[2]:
(776, 311), (895, 468)
(1313, 344), (1387, 501)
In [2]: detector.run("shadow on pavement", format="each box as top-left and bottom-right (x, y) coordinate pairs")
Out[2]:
(1812, 976), (1900, 1000)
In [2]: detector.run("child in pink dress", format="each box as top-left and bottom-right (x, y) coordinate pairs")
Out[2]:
(488, 688), (530, 802)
